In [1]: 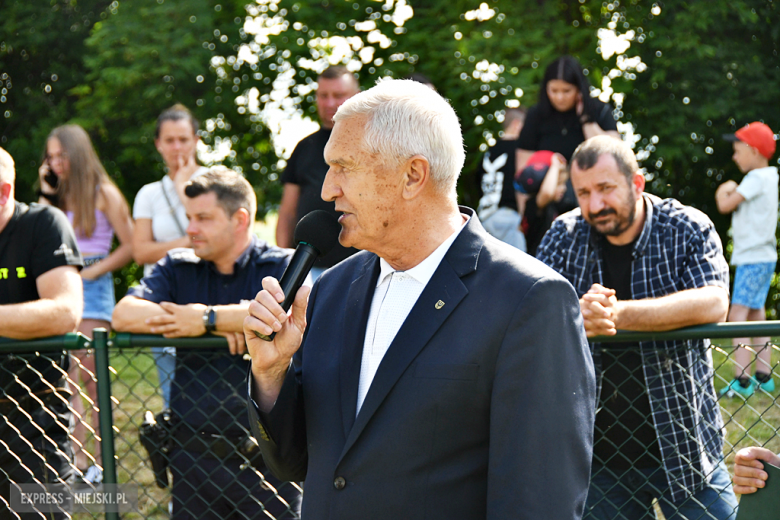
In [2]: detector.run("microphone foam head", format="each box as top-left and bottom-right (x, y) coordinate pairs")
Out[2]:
(294, 210), (342, 256)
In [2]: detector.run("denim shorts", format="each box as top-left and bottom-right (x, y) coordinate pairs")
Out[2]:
(82, 256), (116, 322)
(732, 262), (775, 309)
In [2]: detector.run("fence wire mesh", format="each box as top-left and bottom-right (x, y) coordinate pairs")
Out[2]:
(108, 344), (302, 519)
(2, 331), (778, 520)
(588, 339), (779, 520)
(0, 337), (105, 519)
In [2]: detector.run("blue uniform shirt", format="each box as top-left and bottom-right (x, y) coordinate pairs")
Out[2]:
(127, 237), (292, 436)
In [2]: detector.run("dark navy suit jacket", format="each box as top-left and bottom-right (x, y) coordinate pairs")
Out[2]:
(248, 209), (596, 520)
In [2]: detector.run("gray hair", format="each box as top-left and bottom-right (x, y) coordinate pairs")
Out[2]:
(0, 147), (14, 184)
(571, 135), (637, 183)
(333, 78), (464, 195)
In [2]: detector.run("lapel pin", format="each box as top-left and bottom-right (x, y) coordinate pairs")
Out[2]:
(435, 300), (445, 310)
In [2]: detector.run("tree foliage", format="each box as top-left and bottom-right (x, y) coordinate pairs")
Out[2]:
(2, 0), (780, 310)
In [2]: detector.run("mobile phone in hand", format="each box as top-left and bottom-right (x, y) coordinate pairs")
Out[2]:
(43, 170), (59, 189)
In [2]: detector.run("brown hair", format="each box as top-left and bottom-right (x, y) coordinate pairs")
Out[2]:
(571, 135), (637, 184)
(155, 103), (199, 139)
(45, 125), (114, 237)
(184, 167), (257, 221)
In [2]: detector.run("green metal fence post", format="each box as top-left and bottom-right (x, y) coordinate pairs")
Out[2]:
(93, 328), (120, 520)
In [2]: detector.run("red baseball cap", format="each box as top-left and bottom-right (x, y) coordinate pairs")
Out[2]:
(723, 121), (776, 159)
(514, 150), (555, 195)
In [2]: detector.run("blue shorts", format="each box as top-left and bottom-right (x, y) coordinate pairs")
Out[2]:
(82, 256), (116, 322)
(732, 262), (775, 310)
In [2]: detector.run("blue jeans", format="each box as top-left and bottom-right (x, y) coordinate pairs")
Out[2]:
(152, 346), (176, 409)
(585, 462), (738, 520)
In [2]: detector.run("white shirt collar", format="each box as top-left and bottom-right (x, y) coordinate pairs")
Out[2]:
(376, 215), (469, 288)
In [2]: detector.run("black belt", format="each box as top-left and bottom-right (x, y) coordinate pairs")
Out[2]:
(173, 429), (265, 467)
(0, 388), (71, 416)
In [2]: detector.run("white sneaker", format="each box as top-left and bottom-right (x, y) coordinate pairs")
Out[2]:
(83, 465), (103, 484)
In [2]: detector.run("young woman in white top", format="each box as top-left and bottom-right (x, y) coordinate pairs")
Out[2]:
(132, 105), (207, 408)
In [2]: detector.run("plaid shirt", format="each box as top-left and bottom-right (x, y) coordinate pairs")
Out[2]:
(537, 193), (730, 503)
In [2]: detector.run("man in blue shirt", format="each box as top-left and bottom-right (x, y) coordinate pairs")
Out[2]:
(113, 168), (301, 519)
(537, 136), (737, 520)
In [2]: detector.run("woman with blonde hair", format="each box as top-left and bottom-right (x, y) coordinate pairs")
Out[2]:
(38, 124), (134, 483)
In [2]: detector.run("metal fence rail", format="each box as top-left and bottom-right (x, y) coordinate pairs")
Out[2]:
(107, 333), (302, 519)
(0, 333), (112, 519)
(2, 323), (779, 519)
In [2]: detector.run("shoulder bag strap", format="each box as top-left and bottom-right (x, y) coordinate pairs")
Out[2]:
(160, 179), (188, 238)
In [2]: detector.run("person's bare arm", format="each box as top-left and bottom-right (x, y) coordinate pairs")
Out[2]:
(0, 266), (82, 339)
(244, 276), (310, 412)
(82, 184), (135, 280)
(515, 149), (534, 174)
(536, 154), (564, 209)
(152, 302), (250, 334)
(112, 295), (169, 333)
(715, 180), (744, 214)
(581, 284), (728, 336)
(275, 184), (300, 248)
(132, 219), (190, 266)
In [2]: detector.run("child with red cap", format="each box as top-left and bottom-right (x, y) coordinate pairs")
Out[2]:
(716, 121), (778, 398)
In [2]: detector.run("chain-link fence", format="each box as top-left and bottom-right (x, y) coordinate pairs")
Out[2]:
(0, 333), (109, 519)
(588, 323), (780, 519)
(2, 324), (779, 519)
(109, 333), (302, 520)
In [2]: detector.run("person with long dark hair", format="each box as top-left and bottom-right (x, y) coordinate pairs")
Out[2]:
(37, 124), (135, 482)
(515, 55), (620, 256)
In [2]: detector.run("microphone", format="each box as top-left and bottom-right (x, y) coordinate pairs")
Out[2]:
(254, 210), (341, 341)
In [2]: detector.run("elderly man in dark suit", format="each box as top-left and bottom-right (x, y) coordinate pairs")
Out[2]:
(244, 79), (596, 520)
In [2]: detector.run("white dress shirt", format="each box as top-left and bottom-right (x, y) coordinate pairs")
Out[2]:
(356, 217), (468, 414)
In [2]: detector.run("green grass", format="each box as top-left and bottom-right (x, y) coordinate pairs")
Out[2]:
(97, 339), (779, 519)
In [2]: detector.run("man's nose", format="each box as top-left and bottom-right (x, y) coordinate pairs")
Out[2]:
(186, 220), (198, 236)
(321, 169), (340, 202)
(589, 193), (605, 214)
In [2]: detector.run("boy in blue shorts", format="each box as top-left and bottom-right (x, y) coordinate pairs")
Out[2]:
(716, 121), (778, 397)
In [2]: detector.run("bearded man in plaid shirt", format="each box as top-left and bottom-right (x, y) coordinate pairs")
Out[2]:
(537, 136), (738, 520)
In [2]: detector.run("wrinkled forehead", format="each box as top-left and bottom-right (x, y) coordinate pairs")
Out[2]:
(571, 153), (624, 184)
(324, 116), (369, 162)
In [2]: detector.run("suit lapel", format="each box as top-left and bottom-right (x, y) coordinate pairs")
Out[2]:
(338, 211), (484, 461)
(339, 255), (380, 437)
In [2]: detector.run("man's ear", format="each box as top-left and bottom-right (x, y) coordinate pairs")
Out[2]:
(402, 155), (430, 200)
(0, 182), (12, 207)
(232, 207), (251, 232)
(632, 171), (645, 196)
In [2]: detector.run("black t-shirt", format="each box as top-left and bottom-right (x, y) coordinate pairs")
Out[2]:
(281, 127), (358, 268)
(1, 202), (83, 398)
(593, 235), (662, 470)
(516, 101), (617, 161)
(475, 139), (519, 212)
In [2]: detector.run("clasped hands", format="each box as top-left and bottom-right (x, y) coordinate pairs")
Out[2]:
(580, 283), (619, 338)
(145, 302), (246, 355)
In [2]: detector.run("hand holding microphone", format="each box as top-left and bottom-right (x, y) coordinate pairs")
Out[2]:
(244, 211), (341, 406)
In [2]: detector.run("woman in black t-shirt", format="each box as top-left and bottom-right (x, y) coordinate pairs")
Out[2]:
(515, 55), (620, 255)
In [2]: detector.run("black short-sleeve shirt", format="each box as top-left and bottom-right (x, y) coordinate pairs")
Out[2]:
(281, 128), (358, 268)
(1, 202), (83, 398)
(516, 101), (617, 161)
(126, 238), (291, 436)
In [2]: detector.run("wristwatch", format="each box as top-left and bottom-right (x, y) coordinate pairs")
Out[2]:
(202, 306), (217, 333)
